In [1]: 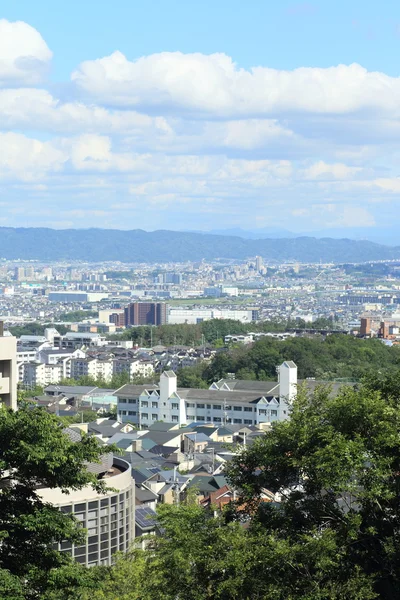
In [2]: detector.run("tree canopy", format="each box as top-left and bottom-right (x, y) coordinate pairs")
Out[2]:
(0, 406), (108, 598)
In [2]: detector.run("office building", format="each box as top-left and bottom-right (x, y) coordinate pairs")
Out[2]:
(0, 323), (17, 410)
(124, 302), (167, 326)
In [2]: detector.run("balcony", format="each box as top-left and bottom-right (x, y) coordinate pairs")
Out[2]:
(0, 375), (10, 395)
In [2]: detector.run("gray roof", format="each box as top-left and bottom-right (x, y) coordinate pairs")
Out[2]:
(177, 388), (271, 403)
(148, 444), (179, 456)
(215, 379), (280, 394)
(282, 361), (297, 368)
(40, 348), (75, 355)
(185, 433), (211, 442)
(147, 422), (179, 432)
(141, 431), (182, 445)
(113, 383), (159, 397)
(135, 486), (159, 503)
(45, 385), (97, 395)
(162, 370), (177, 378)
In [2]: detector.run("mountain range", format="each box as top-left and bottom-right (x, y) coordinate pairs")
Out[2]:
(0, 227), (399, 263)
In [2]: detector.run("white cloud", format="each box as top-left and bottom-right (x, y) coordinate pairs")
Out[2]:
(72, 51), (400, 117)
(0, 20), (52, 85)
(0, 132), (66, 181)
(302, 161), (363, 181)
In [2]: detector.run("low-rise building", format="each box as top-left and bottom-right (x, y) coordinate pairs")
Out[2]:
(115, 362), (295, 428)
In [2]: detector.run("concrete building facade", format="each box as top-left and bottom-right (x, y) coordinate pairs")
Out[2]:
(115, 363), (295, 428)
(0, 329), (17, 409)
(38, 453), (135, 567)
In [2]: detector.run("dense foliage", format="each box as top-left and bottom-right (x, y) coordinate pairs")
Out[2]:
(0, 406), (109, 599)
(63, 374), (400, 599)
(59, 310), (98, 322)
(6, 374), (400, 598)
(8, 323), (69, 337)
(178, 334), (400, 384)
(110, 317), (336, 347)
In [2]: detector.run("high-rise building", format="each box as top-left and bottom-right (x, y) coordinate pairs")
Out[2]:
(0, 324), (17, 410)
(25, 266), (35, 280)
(255, 256), (263, 272)
(124, 302), (167, 326)
(14, 267), (25, 281)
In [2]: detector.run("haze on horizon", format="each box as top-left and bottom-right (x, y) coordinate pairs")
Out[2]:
(1, 0), (400, 243)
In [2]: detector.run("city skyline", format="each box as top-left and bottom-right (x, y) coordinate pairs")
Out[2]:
(2, 1), (400, 237)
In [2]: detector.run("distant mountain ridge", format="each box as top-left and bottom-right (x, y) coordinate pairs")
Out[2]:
(0, 227), (399, 263)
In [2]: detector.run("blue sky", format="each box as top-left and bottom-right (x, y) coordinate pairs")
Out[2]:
(1, 1), (400, 240)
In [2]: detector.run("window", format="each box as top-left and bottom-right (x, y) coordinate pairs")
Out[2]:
(141, 401), (148, 407)
(152, 402), (158, 408)
(271, 410), (278, 416)
(171, 403), (179, 410)
(214, 417), (221, 422)
(187, 414), (195, 420)
(233, 406), (242, 412)
(196, 403), (205, 409)
(122, 410), (127, 416)
(225, 405), (232, 411)
(244, 419), (252, 425)
(152, 414), (158, 420)
(206, 404), (212, 409)
(197, 416), (205, 421)
(128, 411), (136, 416)
(213, 405), (222, 410)
(171, 415), (179, 422)
(244, 407), (252, 412)
(207, 416), (212, 422)
(186, 402), (195, 408)
(141, 413), (148, 420)
(119, 398), (126, 403)
(128, 399), (136, 404)
(233, 418), (242, 424)
(259, 409), (267, 416)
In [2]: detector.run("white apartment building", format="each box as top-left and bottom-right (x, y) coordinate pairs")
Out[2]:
(0, 331), (17, 409)
(113, 359), (154, 379)
(21, 362), (64, 388)
(168, 308), (258, 324)
(115, 362), (296, 428)
(70, 358), (113, 382)
(54, 332), (107, 349)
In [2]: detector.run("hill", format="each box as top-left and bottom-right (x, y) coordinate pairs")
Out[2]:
(0, 227), (399, 263)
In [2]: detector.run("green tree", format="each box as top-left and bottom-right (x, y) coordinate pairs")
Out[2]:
(227, 377), (400, 599)
(0, 405), (108, 598)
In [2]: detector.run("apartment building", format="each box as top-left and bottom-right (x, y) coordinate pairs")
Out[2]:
(113, 359), (154, 379)
(115, 362), (296, 428)
(38, 436), (134, 567)
(70, 358), (113, 382)
(124, 302), (167, 326)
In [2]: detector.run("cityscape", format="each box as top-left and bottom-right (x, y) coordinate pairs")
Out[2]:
(2, 2), (400, 599)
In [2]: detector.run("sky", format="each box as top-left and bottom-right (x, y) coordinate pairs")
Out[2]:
(2, 0), (400, 237)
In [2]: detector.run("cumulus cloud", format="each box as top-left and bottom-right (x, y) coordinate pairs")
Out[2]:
(0, 20), (52, 85)
(72, 50), (400, 117)
(1, 20), (400, 232)
(0, 132), (65, 181)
